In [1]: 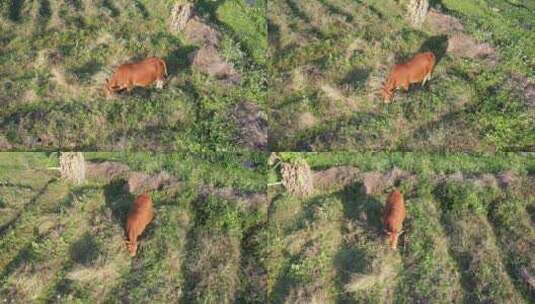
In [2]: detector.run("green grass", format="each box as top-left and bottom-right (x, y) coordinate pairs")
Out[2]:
(301, 152), (535, 174)
(268, 0), (535, 151)
(267, 152), (535, 303)
(0, 0), (266, 151)
(0, 152), (267, 303)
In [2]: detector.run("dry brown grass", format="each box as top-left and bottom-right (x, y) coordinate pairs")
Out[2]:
(169, 2), (194, 33)
(320, 83), (360, 111)
(187, 232), (241, 303)
(50, 67), (82, 97)
(60, 152), (86, 185)
(281, 160), (314, 198)
(190, 45), (240, 83)
(406, 0), (429, 27)
(344, 251), (401, 293)
(297, 112), (319, 130)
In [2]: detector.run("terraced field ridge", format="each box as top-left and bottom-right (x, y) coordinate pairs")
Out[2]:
(0, 0), (267, 151)
(0, 152), (268, 303)
(268, 0), (535, 151)
(267, 152), (535, 303)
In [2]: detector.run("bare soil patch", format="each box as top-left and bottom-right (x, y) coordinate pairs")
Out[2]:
(125, 171), (179, 194)
(424, 9), (464, 34)
(86, 161), (130, 181)
(190, 45), (240, 84)
(447, 33), (496, 60)
(231, 101), (268, 151)
(312, 166), (360, 192)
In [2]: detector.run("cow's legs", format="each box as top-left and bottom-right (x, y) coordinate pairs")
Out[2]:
(155, 79), (164, 89)
(109, 85), (126, 95)
(422, 72), (431, 86)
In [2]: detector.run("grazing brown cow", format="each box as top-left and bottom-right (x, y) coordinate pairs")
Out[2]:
(382, 51), (436, 102)
(383, 189), (406, 250)
(105, 57), (167, 95)
(125, 193), (154, 257)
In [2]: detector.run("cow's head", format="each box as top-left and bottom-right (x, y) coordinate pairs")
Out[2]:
(125, 240), (138, 257)
(104, 78), (114, 96)
(382, 86), (394, 103)
(385, 229), (403, 250)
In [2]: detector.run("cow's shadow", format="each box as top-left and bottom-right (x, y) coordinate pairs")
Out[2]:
(103, 179), (134, 235)
(194, 0), (226, 26)
(336, 182), (384, 233)
(69, 232), (100, 266)
(333, 182), (385, 303)
(526, 205), (535, 223)
(71, 60), (103, 83)
(418, 34), (449, 66)
(340, 68), (371, 89)
(165, 45), (198, 76)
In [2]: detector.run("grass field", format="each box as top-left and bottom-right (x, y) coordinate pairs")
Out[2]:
(267, 152), (535, 303)
(0, 152), (268, 303)
(0, 0), (266, 151)
(268, 0), (535, 151)
(1, 153), (534, 303)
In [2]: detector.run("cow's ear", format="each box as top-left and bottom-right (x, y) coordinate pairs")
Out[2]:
(105, 78), (109, 84)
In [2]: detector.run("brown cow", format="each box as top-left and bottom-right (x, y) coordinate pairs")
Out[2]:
(383, 189), (406, 250)
(105, 57), (167, 95)
(382, 51), (436, 102)
(125, 193), (154, 257)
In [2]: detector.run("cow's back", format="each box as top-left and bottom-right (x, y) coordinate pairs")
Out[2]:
(411, 52), (435, 72)
(384, 190), (405, 232)
(126, 193), (154, 241)
(112, 58), (165, 86)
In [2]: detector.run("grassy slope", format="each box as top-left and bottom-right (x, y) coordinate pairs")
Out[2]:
(0, 152), (267, 303)
(267, 153), (535, 303)
(268, 0), (535, 151)
(0, 0), (266, 151)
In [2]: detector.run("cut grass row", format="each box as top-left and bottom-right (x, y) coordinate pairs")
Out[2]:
(0, 152), (268, 303)
(267, 154), (535, 303)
